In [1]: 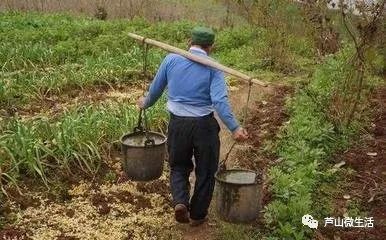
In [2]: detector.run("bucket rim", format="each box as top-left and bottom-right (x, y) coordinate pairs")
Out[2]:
(120, 131), (167, 148)
(215, 168), (260, 186)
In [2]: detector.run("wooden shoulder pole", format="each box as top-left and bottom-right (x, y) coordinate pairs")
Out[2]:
(128, 33), (268, 87)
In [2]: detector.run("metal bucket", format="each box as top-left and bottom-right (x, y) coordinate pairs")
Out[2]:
(214, 169), (262, 223)
(120, 130), (166, 181)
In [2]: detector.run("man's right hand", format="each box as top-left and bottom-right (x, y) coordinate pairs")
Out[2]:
(232, 127), (249, 141)
(137, 96), (146, 109)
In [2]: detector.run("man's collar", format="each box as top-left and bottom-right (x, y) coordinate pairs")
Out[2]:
(189, 46), (208, 55)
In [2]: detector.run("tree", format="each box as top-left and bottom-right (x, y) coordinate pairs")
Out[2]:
(338, 0), (386, 126)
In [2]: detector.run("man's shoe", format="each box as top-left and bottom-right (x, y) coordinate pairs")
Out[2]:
(174, 204), (189, 223)
(190, 217), (208, 227)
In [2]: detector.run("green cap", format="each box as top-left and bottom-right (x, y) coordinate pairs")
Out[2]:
(191, 26), (215, 46)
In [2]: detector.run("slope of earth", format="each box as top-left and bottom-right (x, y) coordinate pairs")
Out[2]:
(316, 86), (386, 240)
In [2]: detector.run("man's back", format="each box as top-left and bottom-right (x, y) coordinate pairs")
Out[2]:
(144, 46), (239, 132)
(165, 52), (213, 107)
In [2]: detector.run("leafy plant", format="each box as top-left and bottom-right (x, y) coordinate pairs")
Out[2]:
(263, 45), (374, 239)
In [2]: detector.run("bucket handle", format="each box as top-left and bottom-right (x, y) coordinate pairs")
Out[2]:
(134, 109), (144, 132)
(218, 142), (236, 171)
(134, 109), (152, 141)
(133, 108), (148, 133)
(219, 142), (262, 184)
(133, 126), (143, 133)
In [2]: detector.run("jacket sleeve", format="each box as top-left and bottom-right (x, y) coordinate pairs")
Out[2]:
(210, 69), (239, 132)
(143, 56), (169, 108)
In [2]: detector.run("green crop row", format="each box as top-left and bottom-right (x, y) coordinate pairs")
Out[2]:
(263, 47), (363, 239)
(0, 11), (316, 109)
(0, 50), (158, 106)
(0, 98), (168, 194)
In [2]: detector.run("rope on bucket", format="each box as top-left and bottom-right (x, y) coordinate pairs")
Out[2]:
(142, 38), (149, 82)
(218, 78), (253, 171)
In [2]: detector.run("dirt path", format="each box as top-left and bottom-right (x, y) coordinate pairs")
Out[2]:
(317, 87), (386, 240)
(169, 82), (271, 240)
(0, 82), (292, 240)
(181, 82), (292, 240)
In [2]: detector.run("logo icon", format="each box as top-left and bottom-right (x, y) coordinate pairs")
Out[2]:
(302, 214), (318, 229)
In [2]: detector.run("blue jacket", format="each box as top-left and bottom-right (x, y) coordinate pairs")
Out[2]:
(144, 47), (239, 132)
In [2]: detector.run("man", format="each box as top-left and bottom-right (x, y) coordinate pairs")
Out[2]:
(137, 26), (248, 226)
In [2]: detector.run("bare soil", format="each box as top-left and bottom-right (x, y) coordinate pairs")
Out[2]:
(56, 235), (80, 240)
(0, 227), (29, 240)
(91, 193), (112, 215)
(316, 87), (386, 240)
(237, 85), (292, 170)
(136, 178), (171, 201)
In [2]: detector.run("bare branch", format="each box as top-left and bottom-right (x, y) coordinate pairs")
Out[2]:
(340, 0), (359, 52)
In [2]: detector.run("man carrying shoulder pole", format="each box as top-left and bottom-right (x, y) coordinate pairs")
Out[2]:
(137, 26), (248, 226)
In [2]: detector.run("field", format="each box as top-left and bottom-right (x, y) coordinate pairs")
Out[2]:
(0, 2), (385, 240)
(0, 11), (295, 240)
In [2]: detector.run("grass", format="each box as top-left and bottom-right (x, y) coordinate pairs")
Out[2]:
(0, 99), (168, 193)
(215, 222), (261, 240)
(0, 9), (322, 239)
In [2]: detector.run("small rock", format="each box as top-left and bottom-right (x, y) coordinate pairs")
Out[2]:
(343, 194), (351, 200)
(208, 222), (217, 227)
(333, 161), (346, 169)
(366, 152), (377, 157)
(330, 161), (346, 173)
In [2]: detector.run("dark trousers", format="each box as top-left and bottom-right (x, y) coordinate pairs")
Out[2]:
(167, 112), (220, 220)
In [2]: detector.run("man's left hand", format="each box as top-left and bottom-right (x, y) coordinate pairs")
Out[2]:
(232, 127), (249, 141)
